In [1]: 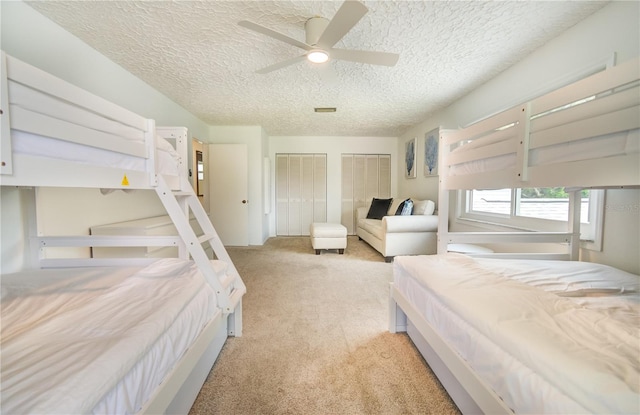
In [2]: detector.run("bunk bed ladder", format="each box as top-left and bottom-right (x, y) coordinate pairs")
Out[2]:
(155, 176), (246, 336)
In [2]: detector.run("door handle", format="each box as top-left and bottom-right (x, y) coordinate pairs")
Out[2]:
(242, 200), (248, 204)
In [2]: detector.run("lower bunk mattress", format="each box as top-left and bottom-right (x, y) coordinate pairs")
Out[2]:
(0, 258), (220, 414)
(393, 254), (639, 414)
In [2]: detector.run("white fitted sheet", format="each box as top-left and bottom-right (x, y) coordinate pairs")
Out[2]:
(394, 254), (640, 414)
(0, 258), (220, 415)
(449, 129), (639, 177)
(7, 72), (181, 177)
(11, 130), (180, 176)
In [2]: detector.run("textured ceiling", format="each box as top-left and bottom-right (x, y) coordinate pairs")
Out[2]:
(26, 1), (608, 137)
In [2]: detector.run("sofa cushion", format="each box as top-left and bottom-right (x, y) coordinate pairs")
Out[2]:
(412, 199), (436, 215)
(361, 219), (386, 239)
(366, 198), (392, 219)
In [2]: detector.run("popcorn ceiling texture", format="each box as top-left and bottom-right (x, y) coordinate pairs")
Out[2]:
(27, 1), (606, 137)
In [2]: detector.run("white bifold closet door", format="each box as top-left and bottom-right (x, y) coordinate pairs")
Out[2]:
(276, 154), (327, 236)
(341, 154), (391, 234)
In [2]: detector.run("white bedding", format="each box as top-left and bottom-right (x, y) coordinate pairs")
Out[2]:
(0, 258), (219, 414)
(449, 128), (639, 177)
(12, 130), (181, 176)
(7, 76), (181, 177)
(394, 254), (640, 414)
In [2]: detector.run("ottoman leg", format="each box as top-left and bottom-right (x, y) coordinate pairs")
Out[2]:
(339, 249), (344, 254)
(315, 249), (320, 255)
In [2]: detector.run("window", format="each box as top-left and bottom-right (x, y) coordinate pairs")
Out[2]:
(461, 187), (604, 249)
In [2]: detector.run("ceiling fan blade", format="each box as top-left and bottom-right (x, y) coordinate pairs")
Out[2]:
(256, 54), (307, 74)
(316, 1), (368, 48)
(239, 20), (312, 51)
(330, 48), (399, 67)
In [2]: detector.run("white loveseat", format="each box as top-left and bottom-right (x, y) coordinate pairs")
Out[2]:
(356, 198), (438, 262)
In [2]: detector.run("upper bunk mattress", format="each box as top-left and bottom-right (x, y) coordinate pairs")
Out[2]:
(0, 258), (220, 414)
(11, 130), (181, 176)
(448, 128), (639, 177)
(394, 254), (639, 414)
(6, 68), (181, 177)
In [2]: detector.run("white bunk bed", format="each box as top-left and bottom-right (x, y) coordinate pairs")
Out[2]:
(0, 51), (246, 414)
(389, 57), (639, 414)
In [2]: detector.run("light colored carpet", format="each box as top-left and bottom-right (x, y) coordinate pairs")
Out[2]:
(189, 236), (459, 415)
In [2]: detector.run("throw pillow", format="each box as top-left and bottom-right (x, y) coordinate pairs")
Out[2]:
(366, 198), (393, 219)
(394, 198), (412, 215)
(412, 200), (436, 215)
(400, 199), (414, 215)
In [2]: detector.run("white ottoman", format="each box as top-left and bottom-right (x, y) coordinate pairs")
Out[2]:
(310, 223), (347, 255)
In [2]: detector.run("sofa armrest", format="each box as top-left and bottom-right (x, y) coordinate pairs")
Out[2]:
(383, 214), (438, 233)
(356, 207), (369, 222)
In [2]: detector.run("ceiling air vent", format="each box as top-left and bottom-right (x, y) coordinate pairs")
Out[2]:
(314, 107), (336, 113)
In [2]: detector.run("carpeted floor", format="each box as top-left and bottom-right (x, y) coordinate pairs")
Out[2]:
(189, 236), (459, 415)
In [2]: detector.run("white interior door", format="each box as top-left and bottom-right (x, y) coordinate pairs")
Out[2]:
(208, 144), (248, 246)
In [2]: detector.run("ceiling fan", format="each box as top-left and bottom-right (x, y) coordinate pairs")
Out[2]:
(238, 0), (399, 74)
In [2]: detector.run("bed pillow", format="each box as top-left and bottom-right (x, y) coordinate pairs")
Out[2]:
(366, 198), (393, 220)
(412, 200), (435, 215)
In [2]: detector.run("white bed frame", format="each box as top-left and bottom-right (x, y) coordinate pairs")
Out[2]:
(390, 57), (639, 414)
(0, 51), (246, 414)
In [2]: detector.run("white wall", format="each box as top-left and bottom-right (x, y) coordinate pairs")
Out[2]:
(582, 189), (640, 274)
(269, 136), (398, 236)
(399, 1), (640, 273)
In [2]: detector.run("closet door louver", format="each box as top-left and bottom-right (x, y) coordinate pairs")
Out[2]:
(341, 154), (391, 234)
(341, 155), (354, 232)
(378, 155), (391, 196)
(313, 155), (327, 222)
(276, 154), (327, 236)
(276, 154), (289, 236)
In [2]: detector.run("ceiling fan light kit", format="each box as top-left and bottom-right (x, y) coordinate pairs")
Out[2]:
(307, 50), (329, 64)
(238, 0), (399, 74)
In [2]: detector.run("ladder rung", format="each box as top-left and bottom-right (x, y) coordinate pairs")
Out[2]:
(172, 190), (192, 197)
(198, 233), (214, 243)
(226, 288), (245, 313)
(220, 273), (236, 290)
(210, 259), (229, 279)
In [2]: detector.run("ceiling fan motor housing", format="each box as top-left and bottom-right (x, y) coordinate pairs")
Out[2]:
(305, 17), (329, 46)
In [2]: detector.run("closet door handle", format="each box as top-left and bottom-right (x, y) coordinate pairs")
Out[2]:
(242, 200), (248, 204)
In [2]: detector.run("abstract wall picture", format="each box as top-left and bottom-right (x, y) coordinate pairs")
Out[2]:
(405, 137), (417, 178)
(424, 128), (439, 176)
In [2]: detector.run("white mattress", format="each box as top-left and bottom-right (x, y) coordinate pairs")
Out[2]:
(394, 254), (640, 414)
(449, 128), (639, 177)
(8, 78), (180, 177)
(0, 258), (220, 414)
(12, 130), (181, 176)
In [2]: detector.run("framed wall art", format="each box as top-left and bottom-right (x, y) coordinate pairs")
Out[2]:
(424, 128), (439, 176)
(405, 137), (417, 179)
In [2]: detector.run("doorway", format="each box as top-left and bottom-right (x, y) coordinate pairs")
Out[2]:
(191, 138), (209, 213)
